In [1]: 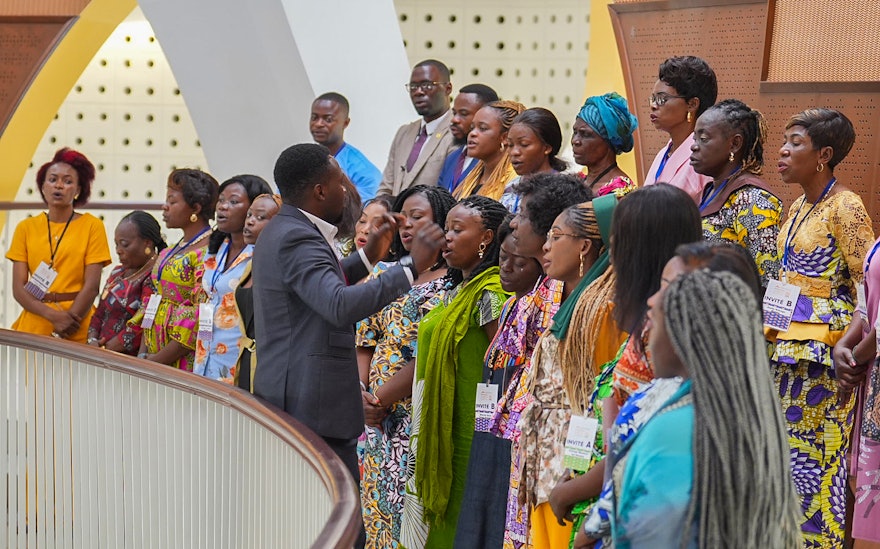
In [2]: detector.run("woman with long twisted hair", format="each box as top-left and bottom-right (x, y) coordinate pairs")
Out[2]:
(690, 98), (782, 287)
(453, 100), (526, 201)
(598, 268), (800, 547)
(517, 194), (626, 548)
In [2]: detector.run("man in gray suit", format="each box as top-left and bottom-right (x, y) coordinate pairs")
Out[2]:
(252, 144), (443, 487)
(377, 59), (458, 197)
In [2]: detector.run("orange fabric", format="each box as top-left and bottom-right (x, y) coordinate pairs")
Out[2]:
(529, 502), (573, 549)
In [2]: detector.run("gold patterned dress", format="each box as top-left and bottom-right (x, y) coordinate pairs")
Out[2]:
(701, 180), (782, 287)
(769, 189), (874, 547)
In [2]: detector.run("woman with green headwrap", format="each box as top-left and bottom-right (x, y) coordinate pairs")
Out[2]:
(572, 92), (638, 196)
(516, 194), (626, 549)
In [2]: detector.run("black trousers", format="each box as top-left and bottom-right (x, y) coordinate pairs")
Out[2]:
(322, 435), (366, 549)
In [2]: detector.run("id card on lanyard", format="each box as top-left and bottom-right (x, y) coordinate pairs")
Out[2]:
(474, 383), (500, 432)
(763, 279), (800, 332)
(563, 415), (599, 471)
(25, 262), (58, 300)
(140, 294), (162, 329)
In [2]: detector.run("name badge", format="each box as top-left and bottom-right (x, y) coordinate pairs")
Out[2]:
(763, 279), (801, 332)
(857, 283), (868, 318)
(563, 415), (599, 471)
(198, 303), (215, 344)
(474, 383), (499, 432)
(140, 294), (162, 329)
(25, 261), (58, 300)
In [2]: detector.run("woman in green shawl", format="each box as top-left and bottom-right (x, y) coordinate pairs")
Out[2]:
(401, 195), (511, 548)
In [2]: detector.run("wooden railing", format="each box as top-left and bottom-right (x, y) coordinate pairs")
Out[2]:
(0, 329), (360, 548)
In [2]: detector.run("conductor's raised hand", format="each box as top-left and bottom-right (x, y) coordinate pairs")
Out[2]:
(362, 213), (400, 265)
(409, 222), (446, 272)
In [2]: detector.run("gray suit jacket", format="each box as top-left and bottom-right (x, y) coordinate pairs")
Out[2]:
(377, 109), (457, 197)
(252, 205), (411, 439)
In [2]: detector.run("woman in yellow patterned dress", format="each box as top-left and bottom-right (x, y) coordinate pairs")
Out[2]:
(136, 169), (219, 371)
(770, 108), (875, 547)
(690, 98), (782, 288)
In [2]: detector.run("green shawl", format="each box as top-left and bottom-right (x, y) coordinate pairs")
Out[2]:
(415, 266), (506, 522)
(550, 193), (617, 340)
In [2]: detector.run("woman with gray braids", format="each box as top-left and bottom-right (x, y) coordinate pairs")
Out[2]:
(690, 98), (782, 287)
(590, 268), (800, 548)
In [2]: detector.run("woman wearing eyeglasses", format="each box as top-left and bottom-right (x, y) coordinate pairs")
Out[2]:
(642, 56), (717, 204)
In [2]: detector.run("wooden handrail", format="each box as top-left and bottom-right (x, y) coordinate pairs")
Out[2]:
(0, 328), (361, 549)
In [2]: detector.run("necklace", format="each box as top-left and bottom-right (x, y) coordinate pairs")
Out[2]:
(588, 163), (617, 188)
(123, 255), (156, 282)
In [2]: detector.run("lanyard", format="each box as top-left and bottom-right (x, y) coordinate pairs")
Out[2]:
(782, 178), (836, 272)
(208, 241), (245, 293)
(653, 143), (674, 182)
(157, 226), (211, 283)
(866, 240), (880, 272)
(45, 211), (75, 268)
(698, 166), (741, 213)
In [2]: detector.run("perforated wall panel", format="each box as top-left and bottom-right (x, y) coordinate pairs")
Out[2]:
(767, 0), (880, 82)
(394, 0), (592, 137)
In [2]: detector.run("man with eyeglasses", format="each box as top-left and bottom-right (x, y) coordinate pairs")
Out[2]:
(310, 92), (381, 201)
(377, 59), (457, 197)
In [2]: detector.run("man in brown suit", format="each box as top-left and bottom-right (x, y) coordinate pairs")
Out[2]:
(377, 59), (457, 197)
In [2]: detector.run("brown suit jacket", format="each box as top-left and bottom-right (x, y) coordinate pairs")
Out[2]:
(377, 109), (457, 197)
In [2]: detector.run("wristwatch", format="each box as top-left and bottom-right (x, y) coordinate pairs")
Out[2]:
(398, 255), (417, 279)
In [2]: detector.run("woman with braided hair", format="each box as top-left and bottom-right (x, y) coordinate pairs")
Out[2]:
(690, 98), (782, 287)
(355, 185), (456, 549)
(402, 195), (511, 548)
(572, 92), (638, 197)
(589, 267), (800, 548)
(453, 100), (526, 201)
(517, 194), (626, 548)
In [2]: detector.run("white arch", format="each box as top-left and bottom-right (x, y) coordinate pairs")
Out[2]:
(138, 0), (415, 181)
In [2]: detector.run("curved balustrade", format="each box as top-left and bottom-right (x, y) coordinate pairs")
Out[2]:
(0, 329), (360, 548)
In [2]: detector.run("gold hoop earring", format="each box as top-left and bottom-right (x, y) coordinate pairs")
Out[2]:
(478, 242), (487, 259)
(190, 213), (199, 222)
(687, 112), (693, 124)
(817, 163), (825, 173)
(729, 151), (735, 162)
(579, 254), (585, 278)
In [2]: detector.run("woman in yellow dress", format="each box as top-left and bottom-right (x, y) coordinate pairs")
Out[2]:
(6, 148), (111, 342)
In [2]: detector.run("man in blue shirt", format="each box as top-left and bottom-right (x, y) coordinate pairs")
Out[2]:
(310, 92), (381, 200)
(437, 83), (499, 194)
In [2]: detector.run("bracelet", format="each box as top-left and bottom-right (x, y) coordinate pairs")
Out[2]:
(359, 380), (367, 392)
(87, 337), (99, 345)
(137, 352), (148, 360)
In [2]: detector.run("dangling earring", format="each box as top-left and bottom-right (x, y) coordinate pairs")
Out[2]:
(729, 151), (735, 162)
(579, 255), (585, 278)
(190, 212), (199, 222)
(687, 111), (693, 124)
(478, 242), (487, 259)
(817, 163), (825, 173)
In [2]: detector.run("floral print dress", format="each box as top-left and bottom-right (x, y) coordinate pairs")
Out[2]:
(356, 265), (449, 549)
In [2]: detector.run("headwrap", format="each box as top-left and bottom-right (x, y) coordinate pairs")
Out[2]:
(577, 92), (638, 155)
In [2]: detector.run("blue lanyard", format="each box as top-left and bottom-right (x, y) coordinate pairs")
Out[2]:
(866, 240), (880, 272)
(782, 178), (836, 273)
(698, 166), (741, 213)
(157, 226), (211, 282)
(209, 242), (231, 293)
(653, 143), (674, 182)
